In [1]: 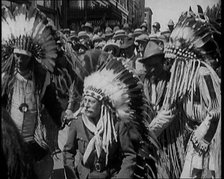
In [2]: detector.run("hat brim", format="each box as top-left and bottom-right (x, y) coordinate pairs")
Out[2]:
(78, 34), (89, 39)
(133, 32), (143, 37)
(103, 44), (120, 57)
(139, 53), (164, 64)
(73, 43), (88, 51)
(120, 43), (134, 49)
(113, 34), (128, 40)
(14, 49), (32, 56)
(105, 33), (114, 37)
(92, 38), (103, 43)
(83, 25), (93, 30)
(135, 37), (149, 43)
(140, 25), (147, 28)
(69, 35), (79, 41)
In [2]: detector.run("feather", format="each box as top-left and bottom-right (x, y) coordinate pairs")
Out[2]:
(176, 60), (185, 99)
(2, 4), (58, 74)
(197, 5), (204, 19)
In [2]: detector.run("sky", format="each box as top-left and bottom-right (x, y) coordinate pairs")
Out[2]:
(145, 0), (220, 31)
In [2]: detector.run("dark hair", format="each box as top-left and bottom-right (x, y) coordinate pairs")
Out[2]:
(1, 108), (36, 179)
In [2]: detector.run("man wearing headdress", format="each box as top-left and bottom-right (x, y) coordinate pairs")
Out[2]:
(63, 54), (159, 179)
(146, 6), (221, 178)
(2, 4), (64, 179)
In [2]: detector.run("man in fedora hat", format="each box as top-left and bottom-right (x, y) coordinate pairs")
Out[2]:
(102, 42), (120, 57)
(123, 23), (130, 35)
(104, 26), (114, 42)
(167, 19), (174, 32)
(113, 29), (128, 46)
(135, 34), (150, 57)
(83, 22), (94, 40)
(133, 28), (143, 38)
(139, 41), (170, 111)
(78, 31), (92, 50)
(134, 34), (150, 77)
(119, 37), (137, 70)
(152, 22), (161, 36)
(92, 34), (105, 50)
(140, 22), (148, 35)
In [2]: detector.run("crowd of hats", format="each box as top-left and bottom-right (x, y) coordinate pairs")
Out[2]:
(57, 20), (175, 60)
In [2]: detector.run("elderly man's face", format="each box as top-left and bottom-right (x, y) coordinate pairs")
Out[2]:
(83, 95), (102, 120)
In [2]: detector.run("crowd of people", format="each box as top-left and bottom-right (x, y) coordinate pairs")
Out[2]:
(57, 20), (176, 75)
(1, 3), (221, 179)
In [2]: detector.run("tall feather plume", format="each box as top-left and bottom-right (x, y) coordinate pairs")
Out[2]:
(1, 4), (57, 73)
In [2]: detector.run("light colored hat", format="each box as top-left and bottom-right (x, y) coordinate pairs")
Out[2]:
(113, 26), (120, 33)
(149, 34), (165, 43)
(78, 31), (89, 39)
(105, 27), (114, 37)
(133, 28), (143, 37)
(140, 22), (147, 28)
(92, 34), (103, 43)
(123, 23), (130, 30)
(83, 22), (93, 30)
(113, 29), (128, 40)
(168, 19), (174, 26)
(135, 34), (149, 43)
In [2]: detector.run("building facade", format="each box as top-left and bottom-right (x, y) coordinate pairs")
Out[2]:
(144, 7), (153, 33)
(132, 0), (145, 29)
(66, 0), (130, 32)
(2, 0), (146, 32)
(2, 0), (62, 29)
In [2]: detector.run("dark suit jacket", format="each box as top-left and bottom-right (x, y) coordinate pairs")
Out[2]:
(63, 115), (137, 179)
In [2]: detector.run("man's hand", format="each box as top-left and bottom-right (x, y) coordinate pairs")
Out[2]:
(191, 113), (213, 155)
(149, 108), (176, 137)
(156, 108), (175, 121)
(65, 109), (74, 120)
(60, 109), (74, 129)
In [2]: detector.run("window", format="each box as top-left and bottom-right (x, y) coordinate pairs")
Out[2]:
(2, 0), (11, 6)
(37, 0), (44, 6)
(37, 0), (54, 9)
(2, 0), (23, 10)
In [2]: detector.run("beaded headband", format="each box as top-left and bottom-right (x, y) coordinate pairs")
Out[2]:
(83, 86), (104, 101)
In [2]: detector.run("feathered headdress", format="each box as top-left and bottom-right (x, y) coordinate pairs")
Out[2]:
(2, 4), (57, 72)
(157, 6), (221, 178)
(162, 5), (221, 105)
(83, 57), (150, 122)
(164, 5), (220, 61)
(79, 56), (159, 165)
